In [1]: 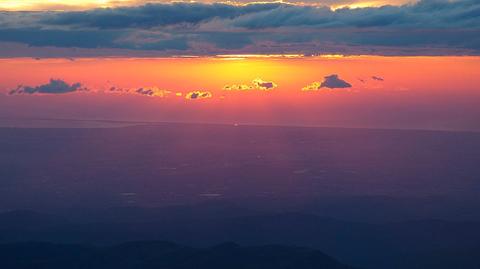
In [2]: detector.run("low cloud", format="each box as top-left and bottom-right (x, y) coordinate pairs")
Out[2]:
(302, 82), (323, 91)
(320, 74), (352, 89)
(135, 87), (171, 97)
(108, 86), (129, 94)
(302, 74), (352, 91)
(185, 91), (213, 100)
(224, 78), (277, 91)
(252, 78), (277, 90)
(223, 84), (254, 91)
(9, 79), (87, 95)
(372, 76), (384, 81)
(107, 86), (172, 97)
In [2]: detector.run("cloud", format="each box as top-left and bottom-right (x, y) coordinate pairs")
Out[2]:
(321, 74), (352, 89)
(0, 0), (413, 12)
(302, 74), (352, 91)
(9, 79), (88, 95)
(135, 87), (171, 97)
(223, 78), (277, 91)
(302, 82), (323, 91)
(231, 0), (480, 29)
(38, 1), (464, 31)
(185, 91), (213, 100)
(107, 86), (129, 93)
(252, 78), (277, 90)
(107, 86), (172, 97)
(1, 1), (480, 56)
(223, 84), (254, 91)
(0, 28), (121, 48)
(372, 76), (384, 81)
(41, 3), (283, 29)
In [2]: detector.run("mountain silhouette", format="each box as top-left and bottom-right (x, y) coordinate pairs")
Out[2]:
(0, 241), (356, 269)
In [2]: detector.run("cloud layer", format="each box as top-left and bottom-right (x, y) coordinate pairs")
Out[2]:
(6, 75), (354, 98)
(0, 0), (479, 56)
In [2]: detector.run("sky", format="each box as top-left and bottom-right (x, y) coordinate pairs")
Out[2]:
(0, 0), (479, 131)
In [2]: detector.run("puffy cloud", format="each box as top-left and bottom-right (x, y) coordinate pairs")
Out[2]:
(108, 86), (129, 93)
(252, 78), (277, 90)
(320, 74), (352, 89)
(135, 87), (171, 97)
(185, 91), (213, 100)
(223, 78), (277, 91)
(223, 84), (254, 91)
(107, 86), (172, 97)
(372, 76), (384, 81)
(302, 82), (323, 91)
(9, 79), (88, 95)
(302, 74), (352, 91)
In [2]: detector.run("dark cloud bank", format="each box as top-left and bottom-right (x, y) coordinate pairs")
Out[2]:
(303, 74), (352, 91)
(0, 0), (479, 56)
(321, 75), (352, 89)
(9, 79), (87, 95)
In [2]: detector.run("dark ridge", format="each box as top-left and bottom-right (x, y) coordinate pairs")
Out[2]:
(0, 241), (357, 269)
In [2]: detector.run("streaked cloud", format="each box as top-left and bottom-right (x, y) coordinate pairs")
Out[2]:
(108, 86), (172, 97)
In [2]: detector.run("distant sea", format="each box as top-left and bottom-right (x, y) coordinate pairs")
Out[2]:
(0, 118), (143, 128)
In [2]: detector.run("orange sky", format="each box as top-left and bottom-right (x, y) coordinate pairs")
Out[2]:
(1, 56), (479, 131)
(1, 55), (479, 94)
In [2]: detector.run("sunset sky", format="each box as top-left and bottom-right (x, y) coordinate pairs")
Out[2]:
(0, 0), (479, 131)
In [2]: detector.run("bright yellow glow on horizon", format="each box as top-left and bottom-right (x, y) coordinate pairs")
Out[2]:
(2, 55), (479, 98)
(331, 0), (413, 10)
